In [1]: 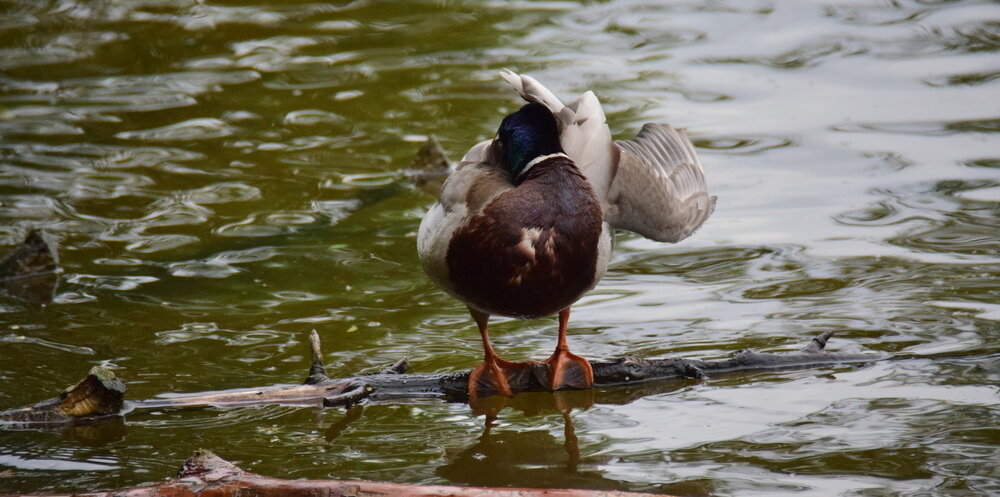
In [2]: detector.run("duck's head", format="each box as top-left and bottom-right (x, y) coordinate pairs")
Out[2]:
(497, 102), (564, 182)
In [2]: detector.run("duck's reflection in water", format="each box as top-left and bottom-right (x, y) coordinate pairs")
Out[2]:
(437, 390), (626, 490)
(321, 381), (698, 491)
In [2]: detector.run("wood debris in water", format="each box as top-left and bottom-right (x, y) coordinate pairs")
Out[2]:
(0, 330), (884, 428)
(0, 230), (59, 304)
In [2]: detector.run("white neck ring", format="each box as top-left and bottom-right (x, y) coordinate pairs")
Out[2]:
(517, 153), (569, 179)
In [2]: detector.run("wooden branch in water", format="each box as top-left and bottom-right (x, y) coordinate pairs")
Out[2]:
(4, 450), (665, 497)
(0, 330), (885, 427)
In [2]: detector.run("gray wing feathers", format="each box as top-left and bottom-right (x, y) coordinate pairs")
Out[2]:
(608, 124), (716, 243)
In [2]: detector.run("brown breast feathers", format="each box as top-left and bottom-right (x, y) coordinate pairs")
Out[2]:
(446, 156), (603, 318)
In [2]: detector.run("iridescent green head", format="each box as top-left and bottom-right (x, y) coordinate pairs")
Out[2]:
(497, 103), (563, 181)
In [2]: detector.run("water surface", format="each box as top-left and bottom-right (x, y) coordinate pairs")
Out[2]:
(0, 0), (998, 495)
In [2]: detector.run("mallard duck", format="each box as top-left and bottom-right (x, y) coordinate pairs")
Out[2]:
(418, 70), (716, 398)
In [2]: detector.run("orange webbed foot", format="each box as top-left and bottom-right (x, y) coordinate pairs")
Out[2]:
(468, 357), (535, 399)
(543, 348), (594, 391)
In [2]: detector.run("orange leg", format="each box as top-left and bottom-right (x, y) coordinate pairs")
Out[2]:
(543, 308), (594, 391)
(467, 308), (532, 399)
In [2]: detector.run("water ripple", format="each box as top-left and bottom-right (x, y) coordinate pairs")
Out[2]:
(832, 118), (1000, 136)
(115, 118), (239, 142)
(168, 246), (281, 278)
(65, 274), (159, 291)
(283, 109), (349, 127)
(0, 32), (127, 70)
(694, 134), (797, 155)
(0, 334), (95, 355)
(184, 182), (262, 205)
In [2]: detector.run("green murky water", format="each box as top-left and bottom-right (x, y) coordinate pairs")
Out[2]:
(1, 0), (998, 495)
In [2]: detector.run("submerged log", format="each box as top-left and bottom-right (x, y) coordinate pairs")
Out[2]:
(0, 229), (59, 304)
(0, 330), (885, 428)
(4, 450), (666, 497)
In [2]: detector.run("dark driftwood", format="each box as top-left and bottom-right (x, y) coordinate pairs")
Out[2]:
(0, 229), (58, 304)
(0, 330), (884, 428)
(2, 450), (666, 497)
